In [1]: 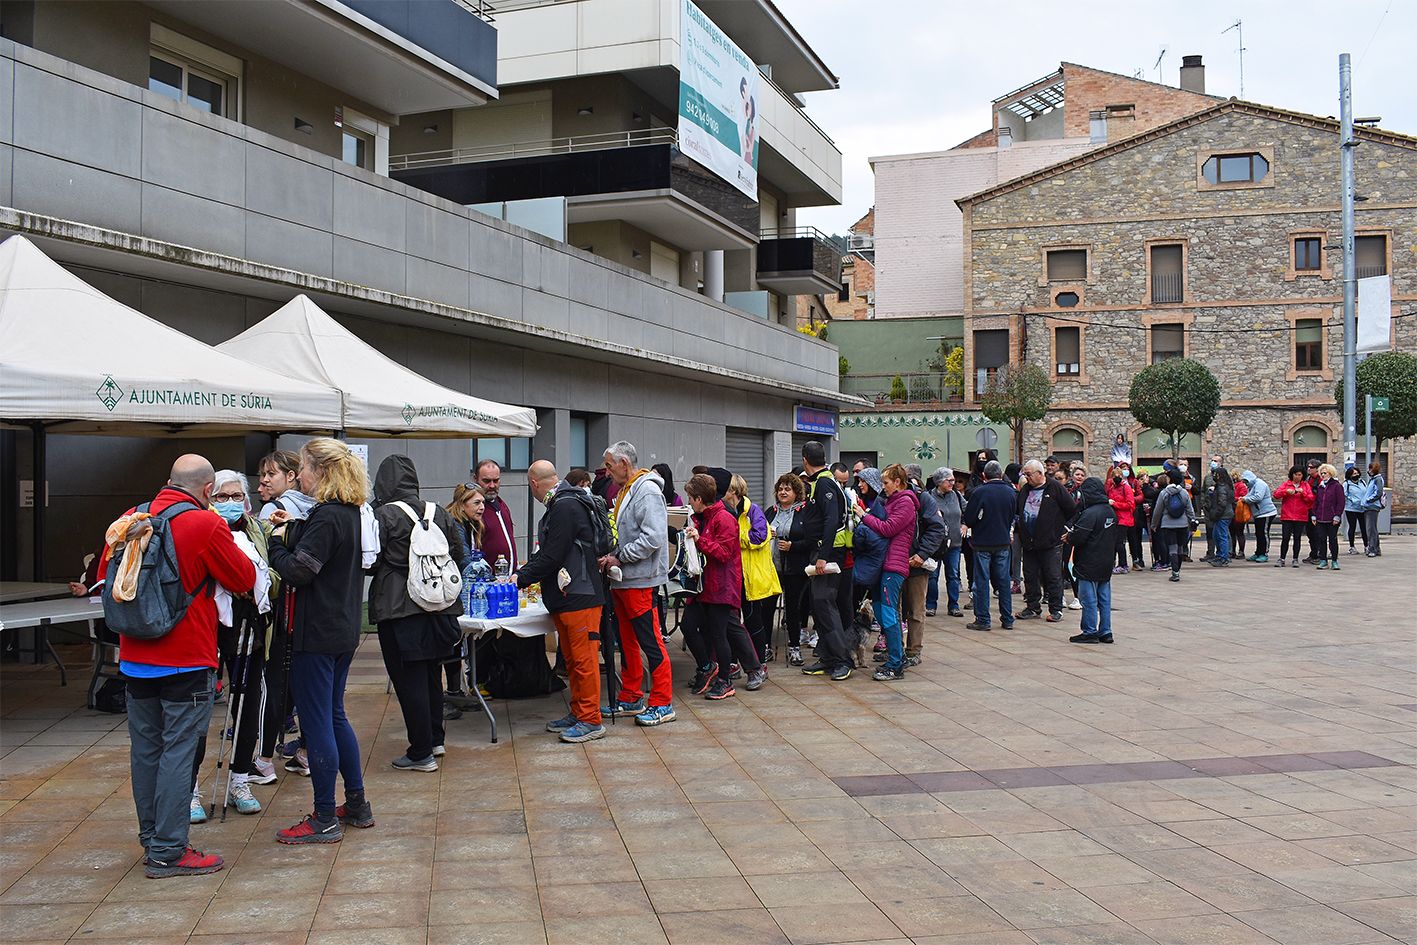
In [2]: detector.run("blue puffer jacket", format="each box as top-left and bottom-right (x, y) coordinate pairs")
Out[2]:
(1239, 471), (1276, 518)
(851, 497), (887, 588)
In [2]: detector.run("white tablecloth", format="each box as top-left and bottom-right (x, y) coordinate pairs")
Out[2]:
(457, 601), (556, 639)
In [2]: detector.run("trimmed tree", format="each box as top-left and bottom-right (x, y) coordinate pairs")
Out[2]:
(1334, 351), (1417, 443)
(980, 363), (1054, 464)
(1128, 358), (1221, 461)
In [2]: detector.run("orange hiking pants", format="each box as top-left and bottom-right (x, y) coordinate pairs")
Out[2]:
(613, 587), (672, 708)
(553, 607), (603, 726)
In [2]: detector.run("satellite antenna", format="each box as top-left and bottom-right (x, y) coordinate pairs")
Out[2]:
(1223, 19), (1245, 98)
(1153, 47), (1167, 83)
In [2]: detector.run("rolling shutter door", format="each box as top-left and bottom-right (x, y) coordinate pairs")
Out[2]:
(724, 428), (767, 506)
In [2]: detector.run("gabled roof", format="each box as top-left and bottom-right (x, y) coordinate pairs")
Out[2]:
(957, 99), (1417, 208)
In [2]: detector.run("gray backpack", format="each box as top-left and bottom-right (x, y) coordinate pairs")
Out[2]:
(101, 500), (213, 640)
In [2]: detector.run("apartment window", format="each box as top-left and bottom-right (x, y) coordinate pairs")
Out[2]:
(569, 414), (589, 470)
(1355, 235), (1388, 278)
(973, 329), (1009, 394)
(838, 279), (850, 302)
(1295, 318), (1323, 372)
(1149, 244), (1184, 303)
(149, 52), (231, 116)
(1046, 249), (1087, 282)
(1055, 327), (1081, 376)
(341, 128), (373, 169)
(1202, 152), (1269, 185)
(1294, 237), (1322, 272)
(1151, 324), (1184, 363)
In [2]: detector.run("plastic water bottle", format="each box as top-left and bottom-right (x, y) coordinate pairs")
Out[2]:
(471, 582), (487, 619)
(470, 551), (492, 584)
(494, 555), (509, 583)
(459, 562), (477, 615)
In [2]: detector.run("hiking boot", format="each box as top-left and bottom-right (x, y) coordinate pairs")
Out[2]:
(227, 778), (261, 815)
(559, 721), (606, 743)
(801, 661), (828, 676)
(787, 646), (804, 666)
(391, 754), (438, 772)
(277, 812), (342, 845)
(284, 748), (310, 777)
(690, 664), (719, 694)
(189, 792), (207, 824)
(546, 712), (577, 733)
(635, 704), (676, 727)
(600, 697), (648, 717)
(965, 620), (991, 632)
(1169, 573), (1181, 582)
(948, 608), (964, 617)
(336, 799), (375, 829)
(925, 609), (936, 617)
(872, 666), (904, 681)
(905, 655), (921, 667)
(249, 758), (278, 785)
(145, 846), (223, 879)
(727, 663), (742, 680)
(744, 668), (767, 691)
(829, 664), (853, 681)
(705, 679), (736, 700)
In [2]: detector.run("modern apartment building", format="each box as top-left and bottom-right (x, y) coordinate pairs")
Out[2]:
(387, 0), (846, 327)
(871, 60), (1218, 319)
(957, 101), (1416, 505)
(0, 0), (851, 580)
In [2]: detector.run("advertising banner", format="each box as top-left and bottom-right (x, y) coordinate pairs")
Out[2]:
(1357, 274), (1392, 353)
(794, 405), (837, 437)
(678, 0), (759, 200)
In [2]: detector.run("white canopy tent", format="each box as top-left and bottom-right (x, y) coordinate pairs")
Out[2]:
(0, 235), (343, 434)
(216, 294), (538, 439)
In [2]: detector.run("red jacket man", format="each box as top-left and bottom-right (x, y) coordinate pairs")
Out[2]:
(111, 456), (255, 880)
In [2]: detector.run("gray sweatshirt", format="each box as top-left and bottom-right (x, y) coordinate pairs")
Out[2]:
(933, 487), (964, 548)
(610, 470), (669, 589)
(1150, 483), (1196, 531)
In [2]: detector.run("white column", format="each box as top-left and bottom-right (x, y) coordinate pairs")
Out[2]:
(704, 250), (724, 302)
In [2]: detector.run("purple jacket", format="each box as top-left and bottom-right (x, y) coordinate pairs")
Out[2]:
(863, 488), (919, 578)
(1311, 478), (1344, 523)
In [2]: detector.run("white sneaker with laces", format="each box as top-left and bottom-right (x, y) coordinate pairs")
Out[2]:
(1067, 597), (1082, 611)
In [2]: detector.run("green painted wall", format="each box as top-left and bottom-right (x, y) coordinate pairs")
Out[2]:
(839, 410), (1012, 473)
(830, 316), (963, 376)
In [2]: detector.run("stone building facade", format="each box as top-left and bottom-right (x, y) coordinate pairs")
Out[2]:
(958, 102), (1417, 507)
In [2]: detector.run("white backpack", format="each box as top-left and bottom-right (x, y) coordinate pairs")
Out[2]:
(393, 501), (461, 611)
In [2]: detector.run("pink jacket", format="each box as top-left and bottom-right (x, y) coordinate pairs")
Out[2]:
(1275, 479), (1314, 522)
(863, 488), (919, 578)
(691, 500), (742, 608)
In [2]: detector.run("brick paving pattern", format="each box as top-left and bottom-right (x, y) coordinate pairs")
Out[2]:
(2, 539), (1415, 944)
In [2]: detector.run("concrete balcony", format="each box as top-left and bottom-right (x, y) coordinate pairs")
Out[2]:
(392, 135), (759, 251)
(142, 0), (499, 110)
(756, 227), (842, 296)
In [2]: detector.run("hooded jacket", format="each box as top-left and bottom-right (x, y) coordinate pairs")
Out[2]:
(1204, 476), (1235, 523)
(1240, 471), (1276, 518)
(1150, 483), (1196, 531)
(267, 498), (364, 655)
(691, 499), (742, 607)
(517, 480), (606, 613)
(864, 487), (920, 579)
(850, 496), (887, 587)
(258, 489), (317, 522)
(909, 487), (945, 573)
(610, 469), (669, 590)
(1105, 476), (1136, 528)
(1069, 478), (1118, 583)
(369, 455), (466, 626)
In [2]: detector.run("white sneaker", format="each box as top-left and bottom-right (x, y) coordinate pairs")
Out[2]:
(227, 777), (262, 815)
(189, 791), (207, 824)
(803, 629), (819, 648)
(249, 757), (278, 785)
(1067, 597), (1082, 611)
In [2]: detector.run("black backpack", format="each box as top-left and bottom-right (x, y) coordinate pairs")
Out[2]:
(555, 489), (614, 558)
(101, 500), (214, 640)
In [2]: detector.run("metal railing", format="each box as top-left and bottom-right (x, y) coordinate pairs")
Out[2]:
(1355, 265), (1388, 279)
(390, 128), (678, 171)
(759, 226), (847, 253)
(1151, 272), (1183, 303)
(452, 0), (497, 22)
(841, 373), (962, 405)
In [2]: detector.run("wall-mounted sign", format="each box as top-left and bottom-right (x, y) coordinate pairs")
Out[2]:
(678, 0), (759, 200)
(794, 406), (837, 437)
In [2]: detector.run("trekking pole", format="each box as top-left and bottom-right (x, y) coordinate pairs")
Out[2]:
(220, 616), (259, 822)
(207, 619), (248, 818)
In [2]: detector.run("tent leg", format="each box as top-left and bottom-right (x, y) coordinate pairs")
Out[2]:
(31, 423), (45, 582)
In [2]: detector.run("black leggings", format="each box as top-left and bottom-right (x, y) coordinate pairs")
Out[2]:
(778, 570), (808, 647)
(1254, 516), (1274, 557)
(1316, 521), (1339, 562)
(1232, 520), (1247, 557)
(745, 595), (777, 660)
(682, 601), (759, 674)
(1280, 520), (1306, 561)
(1345, 510), (1368, 549)
(193, 623), (266, 786)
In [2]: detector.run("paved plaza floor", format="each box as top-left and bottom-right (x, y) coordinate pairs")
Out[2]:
(2, 538), (1415, 945)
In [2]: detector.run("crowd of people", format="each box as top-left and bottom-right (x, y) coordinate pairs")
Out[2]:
(92, 434), (1390, 879)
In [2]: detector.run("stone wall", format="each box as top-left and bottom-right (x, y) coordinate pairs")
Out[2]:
(962, 105), (1417, 508)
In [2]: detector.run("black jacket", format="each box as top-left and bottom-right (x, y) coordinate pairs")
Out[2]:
(516, 482), (605, 613)
(798, 469), (848, 565)
(909, 486), (946, 573)
(268, 501), (364, 655)
(1069, 478), (1117, 583)
(369, 455), (466, 625)
(1015, 477), (1077, 550)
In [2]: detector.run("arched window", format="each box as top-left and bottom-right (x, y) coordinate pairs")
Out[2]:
(1291, 424), (1330, 470)
(1135, 429), (1202, 477)
(1051, 427), (1085, 467)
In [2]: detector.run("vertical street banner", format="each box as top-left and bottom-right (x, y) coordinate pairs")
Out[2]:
(678, 0), (759, 200)
(1356, 274), (1392, 353)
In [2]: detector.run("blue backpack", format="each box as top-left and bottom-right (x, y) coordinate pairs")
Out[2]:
(101, 500), (214, 641)
(1165, 489), (1186, 519)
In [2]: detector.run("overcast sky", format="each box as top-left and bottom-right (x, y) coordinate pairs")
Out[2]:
(774, 0), (1415, 235)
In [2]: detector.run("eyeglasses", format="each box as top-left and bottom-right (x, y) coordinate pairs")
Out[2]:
(212, 492), (245, 502)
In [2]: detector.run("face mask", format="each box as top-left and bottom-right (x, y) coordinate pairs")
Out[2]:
(1210, 461), (1219, 470)
(214, 501), (245, 524)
